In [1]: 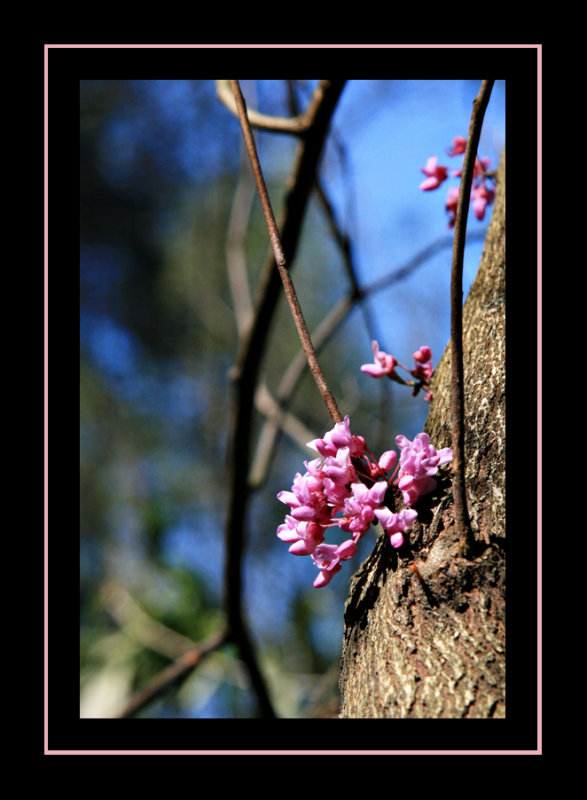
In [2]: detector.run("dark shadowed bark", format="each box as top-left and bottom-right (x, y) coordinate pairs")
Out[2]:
(339, 149), (506, 719)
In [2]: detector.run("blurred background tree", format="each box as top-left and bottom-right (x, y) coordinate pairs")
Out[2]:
(79, 78), (505, 719)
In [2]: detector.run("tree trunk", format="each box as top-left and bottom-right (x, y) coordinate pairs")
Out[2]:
(339, 149), (506, 719)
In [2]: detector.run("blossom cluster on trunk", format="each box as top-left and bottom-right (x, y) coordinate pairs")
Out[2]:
(276, 416), (452, 588)
(420, 135), (496, 229)
(360, 341), (435, 401)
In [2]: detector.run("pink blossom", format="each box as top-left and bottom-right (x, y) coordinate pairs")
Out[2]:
(277, 466), (330, 525)
(360, 340), (397, 379)
(413, 346), (432, 363)
(341, 481), (389, 535)
(367, 448), (397, 480)
(276, 515), (302, 543)
(423, 139), (495, 228)
(377, 449), (397, 473)
(419, 156), (448, 191)
(472, 183), (496, 221)
(313, 563), (341, 588)
(307, 415), (365, 459)
(452, 156), (491, 181)
(277, 417), (451, 588)
(410, 346), (434, 384)
(395, 433), (453, 506)
(322, 477), (351, 508)
(375, 506), (418, 548)
(447, 136), (467, 156)
(277, 517), (324, 556)
(320, 449), (357, 509)
(287, 521), (325, 556)
(362, 342), (434, 402)
(474, 155), (491, 178)
(337, 539), (358, 560)
(312, 540), (356, 588)
(348, 481), (389, 511)
(322, 446), (356, 486)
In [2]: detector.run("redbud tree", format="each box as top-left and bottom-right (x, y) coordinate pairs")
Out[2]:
(225, 79), (508, 722)
(104, 77), (519, 728)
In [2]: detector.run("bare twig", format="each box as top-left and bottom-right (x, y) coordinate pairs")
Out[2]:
(226, 141), (256, 338)
(223, 78), (346, 718)
(230, 79), (343, 425)
(253, 382), (318, 461)
(450, 79), (494, 554)
(101, 581), (200, 661)
(248, 230), (486, 489)
(248, 296), (353, 489)
(217, 79), (319, 136)
(117, 625), (229, 719)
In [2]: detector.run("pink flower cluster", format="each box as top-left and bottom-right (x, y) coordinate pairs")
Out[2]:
(361, 341), (435, 401)
(395, 432), (454, 507)
(276, 416), (452, 588)
(420, 135), (496, 229)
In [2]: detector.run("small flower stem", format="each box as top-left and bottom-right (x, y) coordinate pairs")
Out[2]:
(450, 79), (494, 554)
(229, 80), (343, 425)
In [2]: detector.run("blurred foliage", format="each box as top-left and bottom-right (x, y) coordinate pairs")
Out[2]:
(79, 79), (504, 718)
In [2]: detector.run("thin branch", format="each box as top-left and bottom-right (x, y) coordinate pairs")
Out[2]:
(217, 79), (318, 136)
(363, 231), (484, 298)
(117, 625), (229, 719)
(223, 78), (346, 718)
(101, 581), (200, 661)
(450, 79), (494, 554)
(225, 139), (256, 339)
(229, 79), (342, 425)
(253, 382), (318, 457)
(249, 296), (353, 490)
(248, 231), (486, 489)
(284, 86), (395, 456)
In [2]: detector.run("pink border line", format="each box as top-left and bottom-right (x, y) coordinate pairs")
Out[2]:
(46, 750), (542, 756)
(47, 43), (542, 757)
(45, 43), (539, 48)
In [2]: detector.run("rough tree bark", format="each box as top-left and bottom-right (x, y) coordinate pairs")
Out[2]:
(339, 149), (506, 719)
